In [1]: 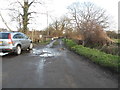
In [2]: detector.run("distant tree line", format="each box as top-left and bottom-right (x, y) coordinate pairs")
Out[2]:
(6, 1), (117, 46)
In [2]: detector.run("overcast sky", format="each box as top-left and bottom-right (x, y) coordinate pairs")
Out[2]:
(0, 0), (119, 31)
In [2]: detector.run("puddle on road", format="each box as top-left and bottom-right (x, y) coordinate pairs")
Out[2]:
(29, 40), (66, 71)
(46, 40), (56, 48)
(31, 47), (63, 58)
(31, 48), (55, 58)
(30, 40), (66, 72)
(30, 40), (62, 71)
(30, 40), (62, 58)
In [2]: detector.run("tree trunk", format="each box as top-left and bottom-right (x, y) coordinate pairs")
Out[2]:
(22, 1), (29, 34)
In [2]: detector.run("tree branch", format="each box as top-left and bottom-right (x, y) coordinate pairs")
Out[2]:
(28, 0), (35, 7)
(0, 12), (12, 31)
(17, 0), (24, 8)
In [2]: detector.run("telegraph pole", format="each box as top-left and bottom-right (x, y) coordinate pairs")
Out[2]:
(47, 11), (49, 36)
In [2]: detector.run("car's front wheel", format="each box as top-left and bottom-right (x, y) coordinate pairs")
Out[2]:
(29, 43), (33, 50)
(16, 45), (22, 55)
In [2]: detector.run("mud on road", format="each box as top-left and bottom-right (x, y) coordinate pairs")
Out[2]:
(2, 39), (118, 88)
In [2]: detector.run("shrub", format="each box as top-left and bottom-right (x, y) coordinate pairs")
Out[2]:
(100, 45), (119, 55)
(64, 39), (77, 49)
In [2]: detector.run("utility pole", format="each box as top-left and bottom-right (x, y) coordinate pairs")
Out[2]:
(47, 11), (49, 36)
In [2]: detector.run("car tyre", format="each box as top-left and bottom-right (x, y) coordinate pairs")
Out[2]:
(16, 45), (22, 55)
(29, 43), (33, 50)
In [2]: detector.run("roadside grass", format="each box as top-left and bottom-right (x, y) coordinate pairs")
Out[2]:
(40, 39), (51, 45)
(112, 39), (120, 44)
(53, 40), (59, 46)
(63, 39), (120, 72)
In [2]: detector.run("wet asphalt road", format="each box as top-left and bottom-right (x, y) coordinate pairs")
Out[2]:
(2, 39), (118, 88)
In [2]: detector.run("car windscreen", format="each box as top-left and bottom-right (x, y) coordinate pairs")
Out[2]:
(0, 33), (9, 39)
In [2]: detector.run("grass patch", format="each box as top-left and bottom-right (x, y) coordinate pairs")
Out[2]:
(63, 39), (120, 72)
(40, 39), (51, 45)
(53, 40), (59, 46)
(112, 39), (120, 44)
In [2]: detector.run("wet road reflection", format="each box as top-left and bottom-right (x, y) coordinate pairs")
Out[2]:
(2, 39), (118, 88)
(27, 39), (65, 72)
(30, 40), (63, 58)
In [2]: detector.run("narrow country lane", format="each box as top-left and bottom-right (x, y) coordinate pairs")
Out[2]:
(2, 39), (118, 88)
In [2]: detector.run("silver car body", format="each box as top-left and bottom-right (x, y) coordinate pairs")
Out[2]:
(0, 32), (32, 53)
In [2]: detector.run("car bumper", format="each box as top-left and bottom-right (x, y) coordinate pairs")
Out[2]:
(0, 46), (16, 53)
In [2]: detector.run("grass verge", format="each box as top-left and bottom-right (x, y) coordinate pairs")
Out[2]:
(63, 39), (120, 73)
(53, 40), (59, 46)
(112, 39), (120, 44)
(40, 39), (51, 45)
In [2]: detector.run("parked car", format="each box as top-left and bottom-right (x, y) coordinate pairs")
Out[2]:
(0, 32), (33, 55)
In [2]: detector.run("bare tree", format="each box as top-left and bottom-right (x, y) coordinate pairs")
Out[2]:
(47, 20), (62, 37)
(68, 2), (111, 46)
(8, 0), (43, 34)
(68, 2), (109, 31)
(45, 16), (73, 37)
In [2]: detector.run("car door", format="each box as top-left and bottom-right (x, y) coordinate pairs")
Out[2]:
(13, 34), (25, 49)
(20, 33), (31, 49)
